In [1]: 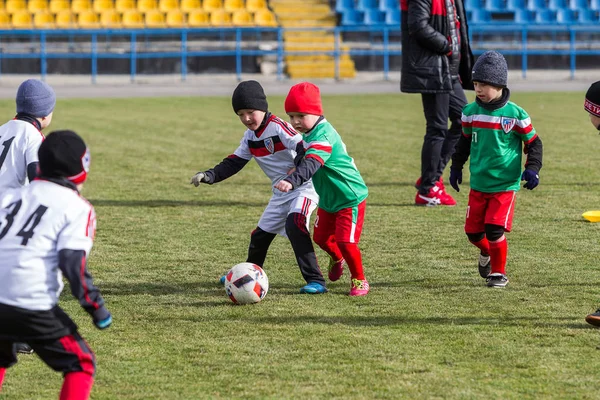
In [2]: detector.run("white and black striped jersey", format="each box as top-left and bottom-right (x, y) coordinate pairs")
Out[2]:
(0, 179), (97, 311)
(0, 119), (44, 191)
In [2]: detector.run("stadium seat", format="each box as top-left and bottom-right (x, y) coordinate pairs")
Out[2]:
(231, 9), (253, 25)
(548, 0), (567, 9)
(556, 7), (575, 21)
(122, 9), (144, 26)
(0, 10), (11, 27)
(209, 8), (230, 25)
(246, 0), (266, 12)
(78, 9), (100, 27)
(33, 10), (54, 27)
(5, 0), (26, 13)
(223, 0), (243, 12)
(11, 10), (32, 27)
(465, 0), (485, 10)
(28, 0), (48, 13)
(363, 8), (386, 24)
(144, 9), (165, 26)
(180, 0), (201, 11)
(49, 0), (70, 13)
(187, 8), (209, 25)
(71, 0), (93, 13)
(577, 8), (597, 22)
(93, 0), (114, 12)
(485, 0), (506, 11)
(100, 9), (121, 26)
(514, 8), (534, 22)
(55, 9), (76, 27)
(506, 0), (525, 10)
(115, 0), (136, 11)
(385, 8), (400, 24)
(335, 0), (355, 13)
(158, 0), (178, 12)
(568, 0), (588, 9)
(253, 8), (276, 26)
(534, 8), (556, 22)
(138, 0), (157, 12)
(165, 8), (184, 25)
(356, 0), (379, 10)
(591, 0), (600, 10)
(378, 0), (399, 11)
(527, 0), (547, 10)
(470, 8), (491, 22)
(341, 9), (363, 24)
(202, 0), (221, 11)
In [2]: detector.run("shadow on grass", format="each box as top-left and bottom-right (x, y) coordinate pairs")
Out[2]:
(89, 199), (266, 207)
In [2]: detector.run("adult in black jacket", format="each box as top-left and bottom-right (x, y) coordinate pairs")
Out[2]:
(400, 0), (474, 206)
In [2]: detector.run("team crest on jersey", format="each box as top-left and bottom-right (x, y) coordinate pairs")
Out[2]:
(501, 117), (516, 133)
(264, 138), (275, 154)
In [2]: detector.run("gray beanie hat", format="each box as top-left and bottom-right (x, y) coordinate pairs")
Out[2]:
(16, 79), (56, 118)
(472, 51), (508, 88)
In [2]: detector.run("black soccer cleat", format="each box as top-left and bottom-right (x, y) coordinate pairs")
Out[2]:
(16, 342), (33, 354)
(478, 253), (491, 278)
(586, 309), (600, 327)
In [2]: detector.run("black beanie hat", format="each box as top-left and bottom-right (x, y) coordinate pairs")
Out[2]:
(231, 80), (268, 113)
(585, 81), (600, 117)
(472, 50), (508, 88)
(39, 130), (90, 184)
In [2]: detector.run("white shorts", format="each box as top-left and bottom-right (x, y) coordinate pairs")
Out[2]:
(258, 195), (318, 237)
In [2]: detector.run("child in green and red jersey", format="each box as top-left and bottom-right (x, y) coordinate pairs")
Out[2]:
(449, 51), (543, 288)
(274, 82), (370, 296)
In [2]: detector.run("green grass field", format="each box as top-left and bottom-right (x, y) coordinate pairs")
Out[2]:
(1, 90), (600, 399)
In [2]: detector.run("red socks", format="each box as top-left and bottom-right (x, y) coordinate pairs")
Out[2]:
(338, 242), (365, 280)
(59, 372), (94, 400)
(0, 367), (6, 391)
(470, 237), (490, 256)
(489, 236), (507, 275)
(315, 234), (344, 264)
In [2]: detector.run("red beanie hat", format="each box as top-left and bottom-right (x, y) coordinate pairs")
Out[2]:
(284, 82), (323, 116)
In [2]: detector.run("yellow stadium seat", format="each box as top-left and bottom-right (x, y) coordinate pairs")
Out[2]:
(78, 9), (99, 27)
(100, 9), (120, 26)
(245, 0), (265, 12)
(0, 1), (5, 11)
(137, 0), (157, 12)
(223, 0), (243, 12)
(115, 0), (136, 11)
(28, 0), (48, 13)
(165, 9), (184, 26)
(158, 0), (177, 12)
(55, 9), (76, 27)
(202, 0), (221, 11)
(6, 0), (26, 13)
(186, 8), (208, 25)
(11, 10), (32, 28)
(121, 9), (143, 27)
(144, 9), (164, 26)
(0, 10), (11, 27)
(49, 0), (69, 12)
(209, 8), (229, 25)
(71, 0), (92, 13)
(180, 0), (200, 11)
(231, 9), (252, 26)
(93, 0), (114, 12)
(254, 8), (276, 26)
(33, 10), (55, 27)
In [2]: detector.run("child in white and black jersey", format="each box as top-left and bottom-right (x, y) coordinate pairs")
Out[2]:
(190, 80), (327, 294)
(0, 130), (111, 400)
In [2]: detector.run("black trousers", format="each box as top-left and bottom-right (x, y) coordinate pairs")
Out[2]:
(419, 78), (468, 194)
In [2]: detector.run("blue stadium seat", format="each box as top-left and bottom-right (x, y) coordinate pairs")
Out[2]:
(385, 8), (400, 24)
(341, 9), (364, 25)
(471, 8), (491, 22)
(465, 0), (485, 11)
(535, 8), (556, 22)
(590, 0), (600, 9)
(548, 0), (567, 9)
(568, 0), (588, 9)
(485, 0), (506, 11)
(363, 8), (386, 24)
(556, 7), (576, 21)
(527, 0), (547, 10)
(577, 8), (597, 22)
(507, 0), (525, 10)
(378, 0), (399, 11)
(356, 0), (379, 10)
(336, 0), (355, 13)
(514, 8), (534, 22)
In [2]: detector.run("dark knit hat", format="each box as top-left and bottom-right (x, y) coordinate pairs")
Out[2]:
(16, 79), (56, 118)
(472, 51), (508, 88)
(585, 81), (600, 117)
(231, 80), (268, 113)
(39, 130), (90, 184)
(284, 82), (323, 116)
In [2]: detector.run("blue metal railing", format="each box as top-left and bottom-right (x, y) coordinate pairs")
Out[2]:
(0, 24), (598, 83)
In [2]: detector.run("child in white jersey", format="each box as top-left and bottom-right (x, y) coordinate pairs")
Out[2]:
(190, 80), (327, 294)
(0, 130), (112, 400)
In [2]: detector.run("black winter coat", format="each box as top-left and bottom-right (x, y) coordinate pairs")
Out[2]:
(400, 0), (474, 94)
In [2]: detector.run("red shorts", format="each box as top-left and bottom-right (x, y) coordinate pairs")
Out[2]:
(464, 190), (516, 234)
(314, 200), (366, 244)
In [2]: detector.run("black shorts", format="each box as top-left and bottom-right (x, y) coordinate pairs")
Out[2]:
(0, 303), (96, 375)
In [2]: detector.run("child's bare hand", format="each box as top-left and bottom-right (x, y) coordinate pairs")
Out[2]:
(274, 180), (292, 193)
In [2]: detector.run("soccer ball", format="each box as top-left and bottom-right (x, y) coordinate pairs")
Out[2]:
(224, 262), (269, 304)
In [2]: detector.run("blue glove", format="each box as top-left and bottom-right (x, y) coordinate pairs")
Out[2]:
(92, 307), (112, 330)
(449, 168), (462, 192)
(521, 169), (539, 190)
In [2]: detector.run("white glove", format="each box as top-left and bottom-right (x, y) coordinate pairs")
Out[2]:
(190, 171), (207, 187)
